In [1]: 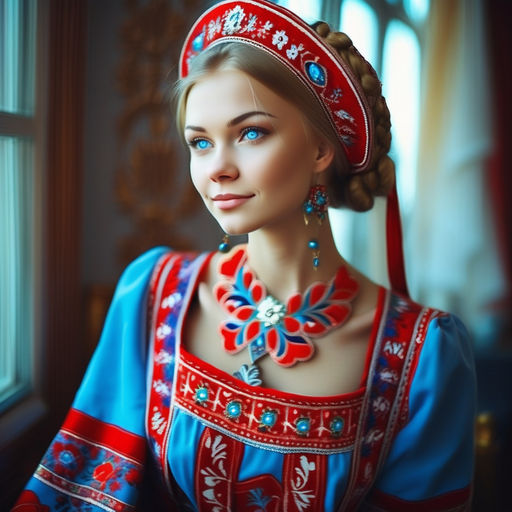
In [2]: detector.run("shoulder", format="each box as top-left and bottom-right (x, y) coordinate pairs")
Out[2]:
(382, 291), (476, 425)
(379, 290), (475, 409)
(117, 247), (212, 291)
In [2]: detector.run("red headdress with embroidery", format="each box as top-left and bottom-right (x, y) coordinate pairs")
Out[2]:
(179, 0), (409, 296)
(180, 0), (373, 173)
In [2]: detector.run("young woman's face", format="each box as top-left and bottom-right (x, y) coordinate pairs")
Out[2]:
(184, 68), (332, 235)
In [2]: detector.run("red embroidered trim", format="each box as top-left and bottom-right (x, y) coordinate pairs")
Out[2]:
(146, 252), (187, 474)
(147, 250), (174, 340)
(195, 428), (329, 511)
(146, 252), (213, 491)
(195, 427), (245, 511)
(339, 292), (436, 510)
(62, 408), (146, 464)
(34, 466), (135, 511)
(176, 349), (363, 452)
(282, 453), (327, 511)
(367, 487), (471, 511)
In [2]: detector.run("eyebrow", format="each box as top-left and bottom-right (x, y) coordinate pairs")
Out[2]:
(184, 110), (276, 132)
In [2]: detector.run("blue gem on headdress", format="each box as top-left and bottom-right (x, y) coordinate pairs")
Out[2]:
(330, 416), (344, 437)
(192, 31), (205, 52)
(305, 61), (326, 87)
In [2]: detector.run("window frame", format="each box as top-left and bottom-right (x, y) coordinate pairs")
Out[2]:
(0, 0), (47, 439)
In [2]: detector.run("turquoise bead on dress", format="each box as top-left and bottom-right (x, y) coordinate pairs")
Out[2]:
(225, 400), (242, 420)
(295, 417), (311, 436)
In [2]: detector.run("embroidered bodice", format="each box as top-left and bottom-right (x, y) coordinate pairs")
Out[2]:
(15, 248), (476, 512)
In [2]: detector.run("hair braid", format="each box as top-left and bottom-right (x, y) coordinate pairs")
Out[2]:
(315, 23), (396, 212)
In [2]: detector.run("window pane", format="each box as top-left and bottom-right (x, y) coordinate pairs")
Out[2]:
(278, 0), (321, 23)
(0, 0), (37, 115)
(381, 20), (421, 215)
(0, 136), (34, 411)
(339, 0), (379, 68)
(403, 0), (430, 24)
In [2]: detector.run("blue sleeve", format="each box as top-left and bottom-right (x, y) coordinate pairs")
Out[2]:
(369, 314), (476, 509)
(14, 247), (170, 511)
(74, 246), (169, 435)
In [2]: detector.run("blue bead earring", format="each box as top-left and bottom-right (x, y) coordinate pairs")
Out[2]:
(218, 234), (231, 253)
(303, 185), (329, 269)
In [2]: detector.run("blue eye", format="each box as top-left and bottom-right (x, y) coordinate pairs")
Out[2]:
(241, 127), (268, 142)
(189, 138), (212, 150)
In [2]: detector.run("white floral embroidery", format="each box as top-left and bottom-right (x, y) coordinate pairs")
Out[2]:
(336, 109), (355, 123)
(365, 428), (384, 446)
(372, 396), (390, 415)
(383, 340), (405, 359)
(379, 368), (399, 384)
(151, 408), (166, 435)
(272, 29), (288, 50)
(222, 5), (245, 35)
(156, 322), (172, 340)
(155, 349), (174, 365)
(244, 14), (257, 32)
(153, 379), (171, 397)
(330, 89), (343, 101)
(161, 292), (181, 309)
(291, 455), (316, 511)
(341, 125), (356, 135)
(200, 434), (229, 511)
(257, 20), (273, 38)
(207, 17), (222, 40)
(286, 43), (304, 60)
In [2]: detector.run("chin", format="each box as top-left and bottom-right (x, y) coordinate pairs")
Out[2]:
(215, 216), (261, 237)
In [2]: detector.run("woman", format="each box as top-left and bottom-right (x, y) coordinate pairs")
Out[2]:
(14, 1), (475, 510)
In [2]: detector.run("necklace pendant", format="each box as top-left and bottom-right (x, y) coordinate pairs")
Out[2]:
(215, 246), (360, 369)
(233, 363), (262, 386)
(256, 295), (286, 327)
(249, 337), (266, 363)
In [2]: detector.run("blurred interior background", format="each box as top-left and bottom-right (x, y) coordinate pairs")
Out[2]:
(0, 0), (510, 509)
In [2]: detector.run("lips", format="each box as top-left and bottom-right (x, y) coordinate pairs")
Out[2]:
(212, 193), (254, 210)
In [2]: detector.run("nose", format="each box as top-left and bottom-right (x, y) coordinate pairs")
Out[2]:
(208, 146), (239, 182)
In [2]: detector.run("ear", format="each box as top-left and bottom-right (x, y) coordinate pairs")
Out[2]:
(313, 138), (335, 174)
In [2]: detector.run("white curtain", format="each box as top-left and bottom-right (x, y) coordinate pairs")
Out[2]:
(409, 0), (504, 346)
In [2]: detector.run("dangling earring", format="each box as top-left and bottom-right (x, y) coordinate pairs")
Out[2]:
(303, 185), (328, 225)
(303, 184), (329, 269)
(218, 234), (231, 253)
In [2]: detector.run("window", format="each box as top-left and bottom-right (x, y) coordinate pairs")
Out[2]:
(0, 0), (39, 413)
(277, 0), (429, 284)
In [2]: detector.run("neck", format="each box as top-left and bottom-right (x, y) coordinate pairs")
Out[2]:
(245, 212), (345, 302)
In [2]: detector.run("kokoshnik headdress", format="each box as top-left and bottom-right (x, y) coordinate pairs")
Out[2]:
(180, 0), (409, 297)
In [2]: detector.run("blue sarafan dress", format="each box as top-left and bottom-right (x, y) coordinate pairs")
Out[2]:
(14, 248), (476, 511)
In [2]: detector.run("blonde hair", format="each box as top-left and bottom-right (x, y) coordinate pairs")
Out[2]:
(174, 25), (395, 212)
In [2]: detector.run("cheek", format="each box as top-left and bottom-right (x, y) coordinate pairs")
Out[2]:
(189, 159), (205, 194)
(258, 140), (313, 190)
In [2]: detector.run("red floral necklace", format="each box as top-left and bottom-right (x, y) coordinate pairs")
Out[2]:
(213, 246), (359, 385)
